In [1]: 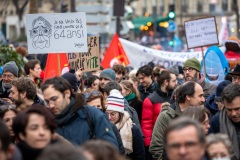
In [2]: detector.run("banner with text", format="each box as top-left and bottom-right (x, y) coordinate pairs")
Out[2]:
(26, 12), (87, 54)
(119, 38), (203, 69)
(67, 36), (100, 72)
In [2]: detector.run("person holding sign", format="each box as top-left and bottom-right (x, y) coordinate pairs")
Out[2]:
(183, 58), (216, 99)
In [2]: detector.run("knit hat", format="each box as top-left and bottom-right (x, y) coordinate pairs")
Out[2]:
(106, 89), (124, 113)
(62, 72), (78, 92)
(183, 58), (201, 72)
(169, 64), (179, 76)
(100, 68), (116, 81)
(215, 80), (231, 101)
(3, 61), (18, 77)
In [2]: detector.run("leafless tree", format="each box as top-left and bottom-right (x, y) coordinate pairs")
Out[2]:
(12, 0), (29, 37)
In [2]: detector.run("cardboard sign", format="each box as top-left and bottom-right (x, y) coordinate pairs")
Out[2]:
(67, 36), (100, 72)
(184, 17), (219, 49)
(26, 12), (88, 54)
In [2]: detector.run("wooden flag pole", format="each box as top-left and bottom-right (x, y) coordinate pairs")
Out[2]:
(201, 47), (206, 78)
(57, 54), (61, 76)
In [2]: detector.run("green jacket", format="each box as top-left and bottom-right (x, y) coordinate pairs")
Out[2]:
(149, 103), (182, 160)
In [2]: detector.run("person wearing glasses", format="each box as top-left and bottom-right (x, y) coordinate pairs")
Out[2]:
(164, 117), (206, 160)
(183, 57), (216, 99)
(41, 76), (118, 147)
(0, 61), (18, 101)
(0, 103), (18, 143)
(228, 64), (240, 85)
(106, 89), (145, 160)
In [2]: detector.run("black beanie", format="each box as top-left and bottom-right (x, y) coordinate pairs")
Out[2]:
(62, 72), (78, 92)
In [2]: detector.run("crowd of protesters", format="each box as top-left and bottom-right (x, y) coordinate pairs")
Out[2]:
(0, 56), (239, 160)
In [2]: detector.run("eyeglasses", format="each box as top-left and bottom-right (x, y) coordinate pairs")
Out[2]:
(44, 94), (60, 105)
(83, 90), (101, 99)
(2, 74), (14, 79)
(167, 141), (200, 150)
(106, 111), (118, 117)
(0, 105), (16, 111)
(232, 76), (240, 81)
(183, 67), (195, 73)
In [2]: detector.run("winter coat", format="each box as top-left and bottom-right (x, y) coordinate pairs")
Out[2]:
(149, 103), (182, 160)
(141, 88), (172, 146)
(0, 80), (11, 98)
(127, 96), (143, 122)
(124, 99), (141, 129)
(138, 81), (157, 101)
(198, 74), (216, 99)
(55, 94), (118, 148)
(127, 125), (145, 160)
(205, 93), (219, 116)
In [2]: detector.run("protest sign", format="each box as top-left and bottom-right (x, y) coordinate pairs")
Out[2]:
(67, 36), (100, 72)
(184, 17), (219, 49)
(26, 12), (88, 54)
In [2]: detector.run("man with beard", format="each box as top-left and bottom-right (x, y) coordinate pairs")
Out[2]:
(142, 70), (177, 160)
(183, 57), (216, 99)
(8, 77), (44, 111)
(0, 61), (18, 102)
(149, 81), (205, 160)
(136, 65), (157, 101)
(99, 68), (116, 93)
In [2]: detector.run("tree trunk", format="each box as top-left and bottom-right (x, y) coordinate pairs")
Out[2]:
(29, 0), (38, 14)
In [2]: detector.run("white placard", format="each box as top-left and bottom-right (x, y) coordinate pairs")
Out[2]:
(26, 12), (88, 54)
(184, 17), (219, 49)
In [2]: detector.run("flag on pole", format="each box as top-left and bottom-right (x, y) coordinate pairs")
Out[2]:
(44, 53), (69, 80)
(101, 34), (130, 69)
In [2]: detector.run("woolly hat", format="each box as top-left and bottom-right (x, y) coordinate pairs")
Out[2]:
(106, 89), (124, 113)
(183, 58), (201, 72)
(3, 61), (18, 77)
(100, 68), (116, 81)
(169, 65), (179, 76)
(215, 80), (231, 101)
(62, 72), (78, 92)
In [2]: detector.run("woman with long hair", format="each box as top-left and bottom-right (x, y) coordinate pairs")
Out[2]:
(120, 80), (142, 122)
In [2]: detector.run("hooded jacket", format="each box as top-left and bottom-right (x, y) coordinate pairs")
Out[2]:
(149, 103), (182, 160)
(55, 93), (118, 147)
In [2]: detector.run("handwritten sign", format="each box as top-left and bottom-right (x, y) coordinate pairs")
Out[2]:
(184, 17), (219, 49)
(26, 12), (87, 54)
(67, 36), (100, 72)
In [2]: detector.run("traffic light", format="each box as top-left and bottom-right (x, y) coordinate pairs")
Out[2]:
(61, 3), (68, 13)
(168, 4), (175, 19)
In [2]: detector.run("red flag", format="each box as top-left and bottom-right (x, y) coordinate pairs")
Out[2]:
(101, 34), (130, 69)
(44, 53), (69, 80)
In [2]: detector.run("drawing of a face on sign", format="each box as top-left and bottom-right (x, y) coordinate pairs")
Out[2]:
(29, 16), (52, 49)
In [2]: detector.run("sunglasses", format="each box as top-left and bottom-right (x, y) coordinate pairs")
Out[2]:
(0, 105), (16, 111)
(83, 90), (101, 99)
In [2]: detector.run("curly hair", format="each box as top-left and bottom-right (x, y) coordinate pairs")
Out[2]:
(12, 77), (37, 101)
(112, 64), (126, 75)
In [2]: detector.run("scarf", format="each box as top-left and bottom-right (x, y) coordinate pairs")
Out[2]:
(220, 107), (239, 159)
(115, 111), (133, 154)
(125, 93), (136, 101)
(55, 97), (76, 126)
(17, 141), (43, 160)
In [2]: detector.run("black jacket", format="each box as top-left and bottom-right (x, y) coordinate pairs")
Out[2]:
(0, 80), (11, 98)
(138, 81), (157, 101)
(128, 97), (143, 123)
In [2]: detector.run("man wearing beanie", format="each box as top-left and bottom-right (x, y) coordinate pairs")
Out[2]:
(62, 72), (79, 92)
(99, 68), (116, 93)
(0, 61), (18, 99)
(183, 57), (216, 99)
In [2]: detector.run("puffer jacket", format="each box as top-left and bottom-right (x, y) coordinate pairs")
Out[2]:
(138, 81), (157, 101)
(141, 88), (172, 146)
